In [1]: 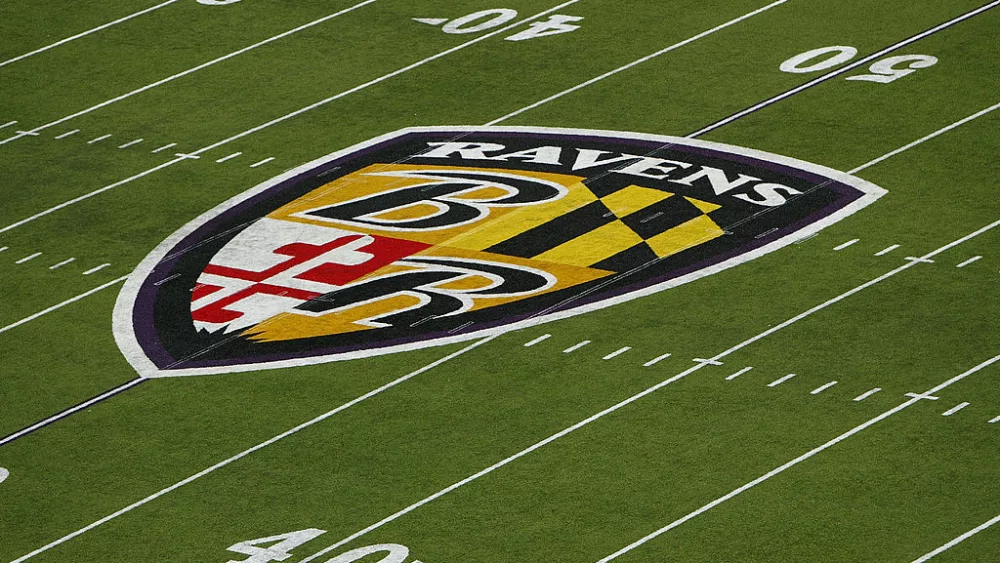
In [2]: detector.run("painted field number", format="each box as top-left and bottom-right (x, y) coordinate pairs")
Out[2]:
(226, 530), (420, 563)
(780, 45), (938, 84)
(415, 9), (582, 41)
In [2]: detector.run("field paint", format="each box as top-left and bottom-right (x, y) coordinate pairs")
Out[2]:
(0, 1), (579, 233)
(413, 17), (448, 26)
(905, 256), (935, 264)
(215, 151), (243, 163)
(956, 256), (982, 268)
(0, 120), (17, 129)
(488, 0), (790, 125)
(643, 353), (672, 367)
(55, 129), (80, 139)
(0, 275), (128, 335)
(87, 134), (112, 145)
(603, 347), (632, 360)
(15, 252), (42, 264)
(0, 0), (179, 69)
(989, 415), (1000, 424)
(810, 381), (837, 394)
(793, 232), (819, 245)
(726, 367), (753, 380)
(8, 335), (497, 563)
(0, 0), (380, 144)
(0, 246), (7, 252)
(0, 467), (7, 484)
(691, 1), (1000, 139)
(694, 358), (724, 366)
(83, 263), (111, 275)
(0, 378), (146, 447)
(768, 373), (796, 387)
(524, 334), (552, 347)
(151, 142), (177, 153)
(912, 513), (1000, 562)
(876, 244), (900, 256)
(834, 239), (859, 251)
(942, 402), (970, 416)
(596, 353), (1000, 562)
(563, 340), (590, 353)
(853, 387), (881, 401)
(852, 100), (1000, 173)
(49, 258), (76, 270)
(118, 138), (144, 149)
(906, 392), (940, 401)
(250, 157), (276, 168)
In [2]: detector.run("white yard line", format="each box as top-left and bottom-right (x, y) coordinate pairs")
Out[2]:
(250, 156), (276, 168)
(596, 353), (1000, 563)
(643, 353), (672, 367)
(956, 256), (982, 268)
(876, 244), (901, 256)
(0, 0), (179, 69)
(524, 334), (552, 347)
(87, 134), (111, 145)
(0, 0), (580, 234)
(215, 151), (242, 163)
(942, 402), (970, 416)
(487, 0), (790, 125)
(151, 142), (177, 153)
(15, 252), (42, 264)
(603, 347), (632, 360)
(564, 340), (591, 354)
(118, 138), (144, 149)
(82, 263), (111, 275)
(8, 335), (498, 563)
(0, 120), (17, 129)
(726, 367), (753, 381)
(834, 239), (859, 251)
(0, 0), (380, 144)
(810, 381), (837, 395)
(988, 415), (1000, 424)
(853, 387), (882, 402)
(49, 258), (76, 270)
(0, 275), (129, 335)
(912, 513), (1000, 562)
(767, 373), (797, 387)
(54, 129), (80, 139)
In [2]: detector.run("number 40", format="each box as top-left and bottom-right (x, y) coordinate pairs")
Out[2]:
(780, 45), (938, 84)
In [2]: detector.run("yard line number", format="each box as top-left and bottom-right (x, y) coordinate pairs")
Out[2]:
(780, 45), (938, 84)
(415, 9), (582, 41)
(226, 529), (421, 563)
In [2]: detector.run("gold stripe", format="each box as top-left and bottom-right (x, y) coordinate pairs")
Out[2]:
(533, 221), (644, 267)
(646, 215), (724, 258)
(601, 185), (672, 218)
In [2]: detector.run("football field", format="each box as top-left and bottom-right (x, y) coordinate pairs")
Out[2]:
(1, 0), (999, 561)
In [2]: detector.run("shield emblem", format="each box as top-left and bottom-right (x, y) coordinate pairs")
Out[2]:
(114, 127), (885, 377)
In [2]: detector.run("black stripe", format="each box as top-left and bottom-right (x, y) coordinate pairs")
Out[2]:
(486, 201), (615, 258)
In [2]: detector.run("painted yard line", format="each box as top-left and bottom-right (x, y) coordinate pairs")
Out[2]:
(0, 275), (128, 335)
(524, 334), (552, 347)
(989, 415), (1000, 424)
(876, 244), (901, 256)
(689, 0), (1000, 138)
(834, 239), (859, 251)
(300, 223), (1000, 562)
(49, 258), (76, 270)
(0, 379), (146, 447)
(942, 402), (970, 416)
(810, 381), (837, 395)
(0, 120), (17, 129)
(956, 256), (982, 268)
(767, 373), (796, 387)
(726, 367), (753, 381)
(15, 252), (42, 264)
(852, 99), (1000, 173)
(643, 353), (672, 367)
(0, 0), (380, 144)
(913, 513), (1000, 562)
(563, 340), (591, 354)
(151, 142), (177, 153)
(118, 138), (144, 149)
(0, 246), (8, 253)
(215, 151), (243, 163)
(853, 387), (882, 402)
(9, 335), (498, 563)
(596, 353), (1000, 563)
(54, 129), (80, 139)
(487, 0), (790, 125)
(0, 0), (179, 69)
(86, 134), (111, 145)
(0, 1), (579, 233)
(82, 263), (111, 275)
(250, 156), (276, 168)
(603, 347), (632, 360)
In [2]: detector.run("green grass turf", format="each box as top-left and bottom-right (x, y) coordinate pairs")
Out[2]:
(1, 0), (998, 561)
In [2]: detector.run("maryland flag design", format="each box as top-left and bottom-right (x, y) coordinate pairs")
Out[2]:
(115, 127), (885, 376)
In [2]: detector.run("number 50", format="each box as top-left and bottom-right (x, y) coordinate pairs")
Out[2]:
(780, 45), (938, 84)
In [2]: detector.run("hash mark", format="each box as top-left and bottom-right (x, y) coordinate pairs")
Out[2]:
(82, 263), (111, 275)
(725, 367), (753, 380)
(942, 402), (970, 416)
(55, 129), (80, 139)
(0, 246), (8, 253)
(153, 273), (180, 286)
(0, 120), (16, 130)
(250, 157), (275, 168)
(216, 151), (242, 163)
(989, 415), (1000, 424)
(15, 252), (42, 264)
(118, 138), (144, 149)
(957, 256), (982, 268)
(151, 142), (177, 153)
(810, 381), (837, 395)
(640, 212), (664, 224)
(755, 228), (778, 239)
(49, 258), (76, 270)
(524, 334), (551, 347)
(905, 256), (935, 264)
(643, 353), (671, 367)
(853, 387), (882, 402)
(87, 134), (111, 144)
(563, 340), (590, 354)
(768, 373), (796, 387)
(834, 239), (859, 251)
(603, 346), (631, 360)
(694, 358), (724, 366)
(875, 244), (900, 256)
(794, 232), (819, 245)
(448, 321), (474, 334)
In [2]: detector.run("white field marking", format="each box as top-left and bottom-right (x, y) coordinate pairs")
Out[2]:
(906, 392), (940, 401)
(174, 152), (201, 160)
(906, 257), (935, 264)
(151, 142), (177, 153)
(0, 120), (17, 129)
(0, 378), (145, 447)
(911, 513), (1000, 562)
(250, 156), (275, 168)
(524, 334), (552, 347)
(0, 1), (579, 233)
(0, 275), (129, 335)
(852, 100), (1000, 173)
(86, 134), (111, 145)
(875, 244), (901, 256)
(643, 353), (672, 367)
(853, 387), (882, 401)
(942, 402), (970, 416)
(9, 336), (497, 563)
(596, 353), (1000, 563)
(0, 467), (8, 484)
(0, 246), (8, 252)
(691, 1), (1000, 139)
(82, 263), (111, 275)
(448, 321), (474, 334)
(694, 358), (724, 366)
(956, 256), (982, 268)
(413, 17), (448, 26)
(152, 273), (181, 286)
(15, 252), (42, 264)
(49, 258), (76, 270)
(726, 367), (753, 381)
(0, 0), (179, 69)
(810, 380), (837, 395)
(767, 373), (797, 387)
(55, 129), (80, 139)
(215, 151), (243, 163)
(989, 415), (1000, 424)
(0, 0), (380, 143)
(117, 138), (144, 149)
(834, 239), (859, 251)
(603, 347), (632, 360)
(793, 232), (819, 245)
(563, 340), (591, 354)
(487, 0), (791, 125)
